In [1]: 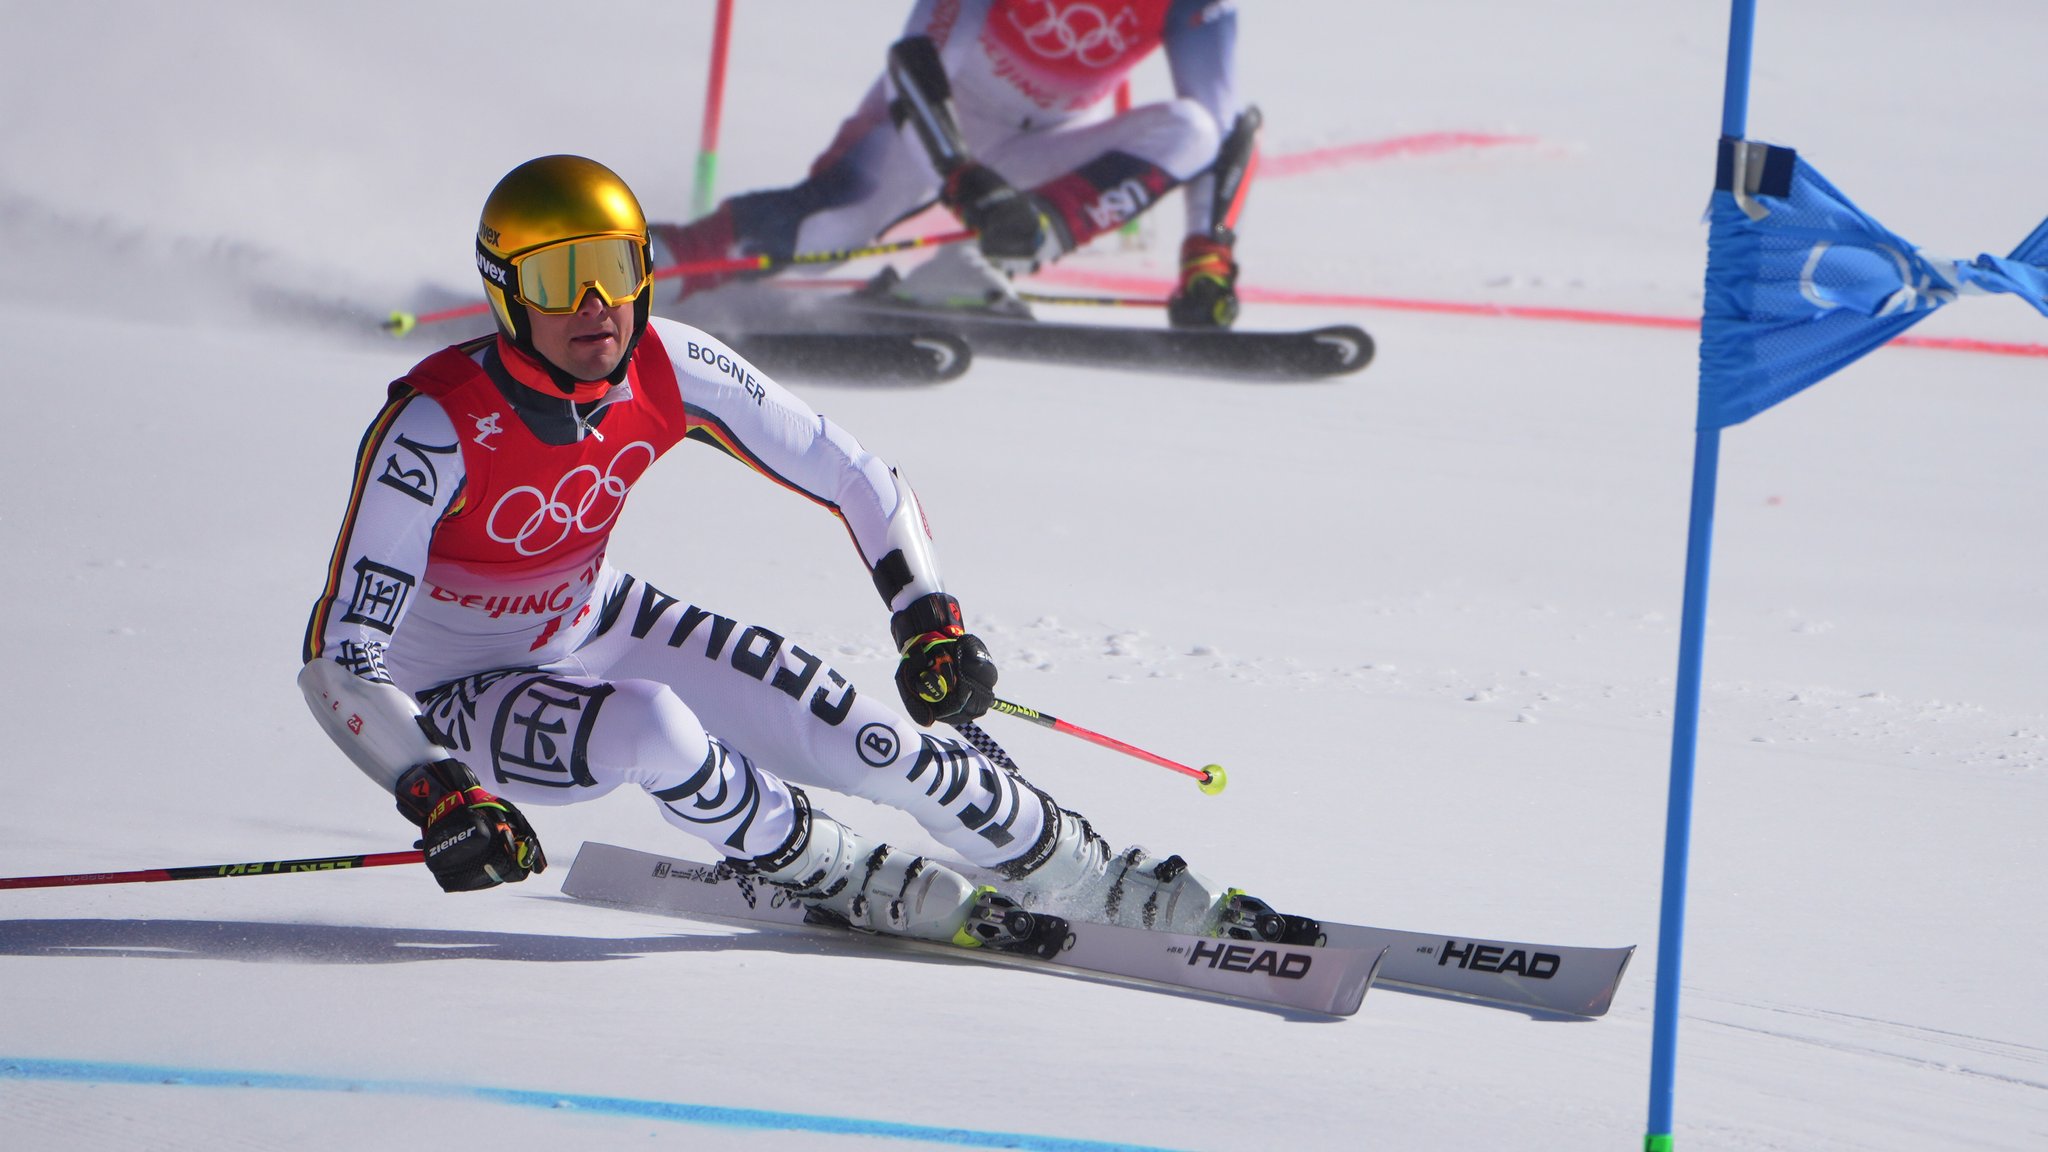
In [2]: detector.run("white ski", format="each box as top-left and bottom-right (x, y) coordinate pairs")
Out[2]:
(1315, 922), (1634, 1017)
(561, 841), (1384, 1018)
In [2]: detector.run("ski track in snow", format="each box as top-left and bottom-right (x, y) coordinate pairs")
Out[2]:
(812, 614), (2047, 774)
(1693, 994), (2048, 1094)
(0, 186), (403, 337)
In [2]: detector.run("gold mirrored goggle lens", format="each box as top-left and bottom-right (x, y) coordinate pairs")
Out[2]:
(512, 236), (649, 313)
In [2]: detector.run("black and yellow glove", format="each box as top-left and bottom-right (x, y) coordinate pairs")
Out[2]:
(942, 162), (1067, 274)
(890, 592), (999, 726)
(394, 758), (546, 893)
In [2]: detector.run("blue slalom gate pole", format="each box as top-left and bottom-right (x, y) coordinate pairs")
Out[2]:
(1647, 4), (1755, 1149)
(1718, 1), (1756, 149)
(1646, 429), (1722, 1151)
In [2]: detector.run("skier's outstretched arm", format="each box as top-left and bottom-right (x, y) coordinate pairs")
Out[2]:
(661, 317), (997, 724)
(299, 391), (459, 787)
(297, 391), (543, 891)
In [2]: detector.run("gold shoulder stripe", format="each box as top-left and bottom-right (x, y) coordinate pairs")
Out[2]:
(682, 409), (846, 520)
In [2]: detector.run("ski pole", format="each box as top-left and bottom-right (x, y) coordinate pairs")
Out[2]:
(660, 228), (976, 278)
(383, 229), (976, 335)
(758, 281), (1167, 309)
(1015, 291), (1166, 309)
(986, 698), (1227, 794)
(0, 850), (423, 891)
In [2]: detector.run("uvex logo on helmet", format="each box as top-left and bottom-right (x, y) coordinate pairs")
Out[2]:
(475, 245), (513, 289)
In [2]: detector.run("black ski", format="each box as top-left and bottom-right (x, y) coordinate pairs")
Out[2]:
(720, 330), (972, 385)
(843, 300), (1373, 381)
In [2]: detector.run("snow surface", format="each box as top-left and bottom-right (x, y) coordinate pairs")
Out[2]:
(4, 2), (2046, 1148)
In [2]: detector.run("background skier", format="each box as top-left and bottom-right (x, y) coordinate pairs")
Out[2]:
(656, 0), (1255, 329)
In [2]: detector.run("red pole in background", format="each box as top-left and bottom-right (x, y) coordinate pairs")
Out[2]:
(691, 0), (738, 219)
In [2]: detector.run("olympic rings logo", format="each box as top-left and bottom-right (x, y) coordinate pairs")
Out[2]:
(486, 440), (657, 556)
(1797, 241), (1953, 317)
(1008, 1), (1140, 68)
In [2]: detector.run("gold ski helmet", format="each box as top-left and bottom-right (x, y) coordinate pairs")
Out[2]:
(475, 155), (654, 389)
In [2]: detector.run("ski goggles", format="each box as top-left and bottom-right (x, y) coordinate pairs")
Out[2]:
(476, 234), (651, 314)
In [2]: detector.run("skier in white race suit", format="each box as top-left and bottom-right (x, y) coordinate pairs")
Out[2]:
(656, 0), (1256, 329)
(299, 155), (1283, 947)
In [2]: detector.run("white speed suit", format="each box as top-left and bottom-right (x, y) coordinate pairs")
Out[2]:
(300, 316), (1053, 871)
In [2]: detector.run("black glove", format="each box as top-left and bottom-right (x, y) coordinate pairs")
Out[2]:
(942, 162), (1066, 271)
(891, 592), (998, 726)
(394, 758), (546, 893)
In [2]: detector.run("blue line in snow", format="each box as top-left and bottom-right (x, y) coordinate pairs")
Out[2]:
(0, 1056), (1182, 1151)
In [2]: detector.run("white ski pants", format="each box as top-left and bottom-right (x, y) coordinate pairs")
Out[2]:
(411, 572), (1051, 870)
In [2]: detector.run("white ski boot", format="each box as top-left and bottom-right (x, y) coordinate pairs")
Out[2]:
(1003, 808), (1322, 944)
(743, 805), (1065, 956)
(882, 244), (1032, 317)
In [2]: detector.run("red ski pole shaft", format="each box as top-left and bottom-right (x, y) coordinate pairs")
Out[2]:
(987, 698), (1226, 794)
(383, 230), (976, 335)
(0, 850), (423, 891)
